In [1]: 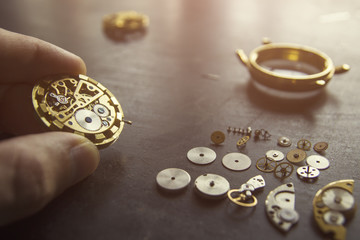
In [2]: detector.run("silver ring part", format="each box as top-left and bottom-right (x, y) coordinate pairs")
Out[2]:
(266, 150), (285, 162)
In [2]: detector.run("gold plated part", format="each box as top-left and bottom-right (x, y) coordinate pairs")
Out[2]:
(236, 39), (350, 91)
(227, 190), (258, 207)
(274, 162), (294, 179)
(237, 135), (250, 147)
(32, 74), (127, 149)
(313, 180), (356, 240)
(227, 175), (265, 207)
(211, 131), (225, 144)
(314, 142), (329, 152)
(297, 139), (312, 151)
(287, 149), (307, 163)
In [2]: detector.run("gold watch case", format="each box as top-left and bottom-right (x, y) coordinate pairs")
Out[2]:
(236, 38), (350, 92)
(32, 74), (130, 149)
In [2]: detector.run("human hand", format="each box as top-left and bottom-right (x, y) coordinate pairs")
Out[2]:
(0, 28), (100, 225)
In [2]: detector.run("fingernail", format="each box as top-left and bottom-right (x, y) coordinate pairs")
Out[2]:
(70, 141), (100, 184)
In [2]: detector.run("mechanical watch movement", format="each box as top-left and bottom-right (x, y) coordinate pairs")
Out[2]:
(32, 74), (131, 148)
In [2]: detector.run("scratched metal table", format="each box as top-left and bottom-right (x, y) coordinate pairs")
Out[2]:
(0, 0), (359, 239)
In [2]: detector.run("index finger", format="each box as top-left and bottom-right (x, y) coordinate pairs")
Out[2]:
(0, 28), (86, 84)
(0, 28), (87, 135)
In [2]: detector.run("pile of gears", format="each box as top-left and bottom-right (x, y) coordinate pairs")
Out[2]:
(156, 128), (356, 239)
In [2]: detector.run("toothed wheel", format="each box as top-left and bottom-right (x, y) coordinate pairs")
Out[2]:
(274, 162), (294, 179)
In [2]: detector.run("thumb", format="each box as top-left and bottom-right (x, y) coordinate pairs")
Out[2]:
(0, 132), (100, 226)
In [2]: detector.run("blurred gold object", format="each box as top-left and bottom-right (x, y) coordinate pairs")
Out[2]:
(236, 135), (250, 147)
(103, 11), (149, 32)
(210, 131), (225, 145)
(236, 38), (350, 92)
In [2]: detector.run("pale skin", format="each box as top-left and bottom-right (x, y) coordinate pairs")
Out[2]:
(0, 28), (100, 225)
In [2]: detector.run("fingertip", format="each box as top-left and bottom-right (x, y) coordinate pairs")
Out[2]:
(69, 137), (100, 185)
(0, 132), (101, 225)
(53, 45), (87, 75)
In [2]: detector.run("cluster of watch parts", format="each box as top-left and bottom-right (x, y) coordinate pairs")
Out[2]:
(155, 127), (357, 238)
(254, 137), (330, 181)
(236, 38), (350, 92)
(32, 74), (131, 149)
(210, 129), (330, 181)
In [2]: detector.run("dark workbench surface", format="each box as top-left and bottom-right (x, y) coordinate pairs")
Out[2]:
(0, 0), (359, 239)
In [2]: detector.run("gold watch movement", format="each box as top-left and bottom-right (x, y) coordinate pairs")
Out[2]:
(32, 74), (131, 149)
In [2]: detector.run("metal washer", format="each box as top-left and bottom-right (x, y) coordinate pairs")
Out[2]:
(266, 150), (285, 162)
(194, 173), (230, 198)
(287, 149), (307, 163)
(187, 147), (216, 165)
(156, 168), (191, 191)
(306, 155), (330, 170)
(222, 152), (252, 171)
(314, 142), (328, 152)
(211, 131), (225, 144)
(278, 136), (292, 147)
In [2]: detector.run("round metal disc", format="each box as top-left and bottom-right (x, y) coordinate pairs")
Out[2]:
(75, 109), (102, 131)
(323, 210), (345, 225)
(156, 168), (191, 190)
(222, 153), (252, 171)
(194, 173), (230, 198)
(287, 149), (306, 163)
(278, 136), (292, 147)
(93, 104), (110, 117)
(314, 142), (329, 152)
(210, 131), (225, 144)
(306, 155), (330, 170)
(187, 147), (216, 165)
(322, 188), (355, 211)
(266, 150), (285, 162)
(296, 166), (320, 179)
